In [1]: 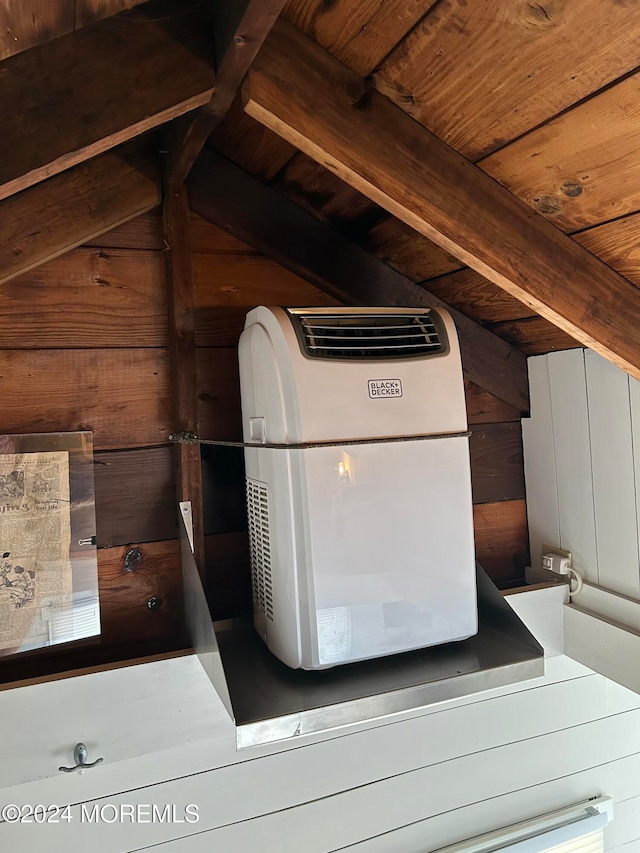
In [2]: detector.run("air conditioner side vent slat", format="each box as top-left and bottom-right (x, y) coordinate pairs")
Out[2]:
(246, 479), (275, 622)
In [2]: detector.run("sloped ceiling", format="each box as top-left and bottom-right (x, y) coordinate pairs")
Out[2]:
(209, 0), (640, 357)
(3, 0), (640, 361)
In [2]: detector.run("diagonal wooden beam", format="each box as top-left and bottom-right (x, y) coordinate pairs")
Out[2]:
(0, 145), (160, 287)
(0, 0), (214, 203)
(242, 19), (640, 382)
(168, 0), (286, 184)
(188, 148), (529, 412)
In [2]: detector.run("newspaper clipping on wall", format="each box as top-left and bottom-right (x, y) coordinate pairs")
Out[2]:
(0, 450), (73, 652)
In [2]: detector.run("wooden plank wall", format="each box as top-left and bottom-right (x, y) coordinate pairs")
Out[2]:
(523, 349), (640, 599)
(0, 212), (183, 679)
(0, 206), (529, 679)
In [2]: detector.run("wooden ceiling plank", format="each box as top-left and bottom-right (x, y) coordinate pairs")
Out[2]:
(482, 74), (640, 232)
(363, 217), (463, 282)
(0, 1), (74, 61)
(188, 148), (529, 412)
(423, 269), (537, 325)
(169, 0), (285, 184)
(283, 0), (438, 76)
(208, 100), (297, 182)
(74, 0), (147, 28)
(574, 212), (640, 286)
(242, 20), (640, 381)
(487, 317), (580, 356)
(271, 153), (386, 239)
(0, 0), (214, 203)
(207, 1), (438, 231)
(0, 146), (160, 288)
(422, 208), (640, 332)
(374, 0), (640, 162)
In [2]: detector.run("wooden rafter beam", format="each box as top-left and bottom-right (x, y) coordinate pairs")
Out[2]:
(242, 19), (640, 381)
(0, 145), (160, 288)
(0, 0), (214, 203)
(188, 148), (529, 412)
(169, 0), (286, 184)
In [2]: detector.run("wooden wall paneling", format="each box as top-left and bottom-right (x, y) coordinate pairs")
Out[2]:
(163, 182), (205, 573)
(0, 349), (171, 450)
(0, 248), (167, 348)
(192, 252), (338, 308)
(469, 423), (525, 505)
(205, 532), (251, 620)
(464, 381), (520, 426)
(363, 217), (463, 283)
(201, 445), (247, 538)
(94, 447), (177, 547)
(195, 306), (249, 347)
(283, 0), (437, 76)
(243, 21), (640, 383)
(189, 214), (259, 256)
(522, 356), (560, 573)
(189, 150), (530, 411)
(0, 147), (161, 287)
(483, 74), (640, 232)
(486, 317), (580, 355)
(374, 0), (640, 162)
(473, 500), (528, 584)
(0, 0), (215, 202)
(585, 350), (640, 597)
(98, 540), (183, 645)
(196, 348), (242, 441)
(83, 209), (165, 250)
(547, 350), (598, 584)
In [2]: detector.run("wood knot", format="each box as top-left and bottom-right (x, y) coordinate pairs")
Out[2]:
(523, 2), (554, 26)
(124, 548), (143, 572)
(561, 181), (583, 198)
(532, 194), (561, 215)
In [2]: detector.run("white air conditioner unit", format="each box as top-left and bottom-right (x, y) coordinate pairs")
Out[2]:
(238, 306), (477, 670)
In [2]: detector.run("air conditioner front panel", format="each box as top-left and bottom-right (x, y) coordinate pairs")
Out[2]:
(297, 437), (477, 668)
(238, 305), (478, 670)
(242, 306), (467, 443)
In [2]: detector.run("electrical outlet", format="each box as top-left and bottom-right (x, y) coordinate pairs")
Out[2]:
(541, 544), (572, 575)
(542, 544), (572, 562)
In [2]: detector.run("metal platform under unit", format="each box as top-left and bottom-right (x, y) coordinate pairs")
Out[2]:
(180, 504), (544, 749)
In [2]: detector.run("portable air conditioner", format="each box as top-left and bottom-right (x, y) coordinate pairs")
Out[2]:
(238, 306), (477, 670)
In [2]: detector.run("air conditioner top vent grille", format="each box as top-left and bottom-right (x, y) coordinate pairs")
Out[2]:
(289, 312), (446, 360)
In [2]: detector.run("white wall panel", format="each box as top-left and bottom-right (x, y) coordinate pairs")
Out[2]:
(523, 355), (560, 571)
(585, 351), (639, 596)
(524, 350), (640, 597)
(548, 349), (598, 583)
